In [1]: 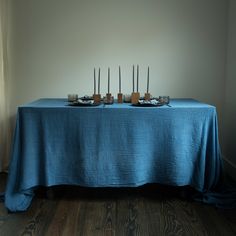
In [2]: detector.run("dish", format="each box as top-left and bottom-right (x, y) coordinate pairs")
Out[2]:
(79, 95), (94, 101)
(68, 99), (100, 106)
(131, 99), (163, 107)
(131, 103), (163, 107)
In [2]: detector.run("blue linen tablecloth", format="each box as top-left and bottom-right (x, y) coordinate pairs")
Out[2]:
(5, 98), (222, 211)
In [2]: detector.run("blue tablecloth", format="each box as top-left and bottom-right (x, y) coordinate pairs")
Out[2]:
(5, 98), (222, 211)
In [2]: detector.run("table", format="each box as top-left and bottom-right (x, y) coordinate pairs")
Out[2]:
(5, 98), (222, 211)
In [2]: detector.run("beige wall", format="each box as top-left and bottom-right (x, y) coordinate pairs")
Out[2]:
(8, 0), (232, 164)
(224, 0), (236, 174)
(9, 0), (227, 113)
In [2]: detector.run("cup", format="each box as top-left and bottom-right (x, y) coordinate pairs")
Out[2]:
(103, 95), (114, 104)
(124, 94), (131, 103)
(68, 94), (78, 102)
(159, 96), (170, 104)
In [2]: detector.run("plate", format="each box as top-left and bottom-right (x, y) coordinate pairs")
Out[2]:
(68, 100), (100, 106)
(131, 99), (164, 107)
(79, 96), (94, 101)
(131, 103), (163, 107)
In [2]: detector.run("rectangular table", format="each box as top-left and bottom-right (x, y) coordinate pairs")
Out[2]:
(5, 98), (222, 211)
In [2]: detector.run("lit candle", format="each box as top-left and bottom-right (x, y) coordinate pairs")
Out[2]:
(98, 68), (100, 94)
(119, 66), (121, 93)
(132, 65), (134, 93)
(108, 67), (110, 94)
(94, 68), (96, 94)
(147, 66), (149, 93)
(137, 65), (139, 92)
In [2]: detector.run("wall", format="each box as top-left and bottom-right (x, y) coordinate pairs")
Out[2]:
(8, 0), (227, 117)
(224, 0), (236, 178)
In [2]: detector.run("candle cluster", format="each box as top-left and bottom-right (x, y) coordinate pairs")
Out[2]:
(93, 66), (150, 96)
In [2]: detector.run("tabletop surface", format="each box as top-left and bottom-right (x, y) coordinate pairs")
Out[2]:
(20, 98), (215, 109)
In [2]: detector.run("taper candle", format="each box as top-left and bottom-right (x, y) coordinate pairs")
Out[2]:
(132, 65), (134, 92)
(147, 66), (149, 93)
(94, 68), (96, 94)
(119, 66), (121, 93)
(98, 68), (100, 94)
(137, 65), (139, 92)
(108, 67), (110, 94)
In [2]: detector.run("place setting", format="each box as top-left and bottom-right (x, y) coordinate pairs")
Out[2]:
(130, 65), (170, 107)
(67, 67), (101, 106)
(67, 98), (99, 106)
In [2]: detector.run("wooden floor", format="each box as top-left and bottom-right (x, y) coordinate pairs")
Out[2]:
(0, 173), (236, 236)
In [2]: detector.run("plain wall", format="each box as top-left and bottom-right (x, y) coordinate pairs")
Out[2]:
(9, 0), (227, 114)
(224, 0), (236, 174)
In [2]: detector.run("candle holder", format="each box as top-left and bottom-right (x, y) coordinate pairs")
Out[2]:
(93, 94), (101, 104)
(117, 93), (123, 103)
(144, 93), (151, 101)
(131, 92), (140, 104)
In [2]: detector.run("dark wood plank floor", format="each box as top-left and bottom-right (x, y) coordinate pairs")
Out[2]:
(0, 173), (236, 236)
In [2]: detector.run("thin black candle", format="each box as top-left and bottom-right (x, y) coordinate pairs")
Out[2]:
(137, 65), (139, 92)
(108, 67), (110, 94)
(94, 68), (96, 94)
(98, 68), (100, 94)
(132, 65), (134, 92)
(147, 66), (149, 93)
(119, 66), (121, 93)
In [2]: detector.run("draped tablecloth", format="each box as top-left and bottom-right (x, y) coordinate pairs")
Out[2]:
(5, 98), (222, 211)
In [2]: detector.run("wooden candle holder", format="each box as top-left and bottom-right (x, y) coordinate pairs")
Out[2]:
(131, 92), (140, 104)
(93, 94), (101, 104)
(144, 93), (151, 101)
(117, 93), (123, 103)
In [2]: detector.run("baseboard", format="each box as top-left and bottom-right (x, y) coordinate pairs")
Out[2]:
(223, 156), (236, 182)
